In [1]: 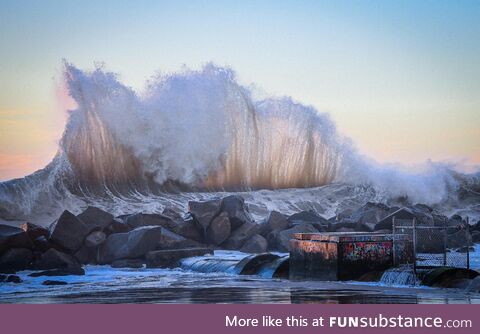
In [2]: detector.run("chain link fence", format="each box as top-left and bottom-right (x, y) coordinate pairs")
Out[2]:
(392, 217), (472, 274)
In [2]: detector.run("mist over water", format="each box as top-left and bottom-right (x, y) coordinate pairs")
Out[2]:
(0, 63), (478, 221)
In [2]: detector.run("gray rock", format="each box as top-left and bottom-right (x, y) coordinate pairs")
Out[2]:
(32, 235), (52, 252)
(206, 212), (231, 245)
(34, 248), (82, 272)
(84, 231), (106, 248)
(287, 211), (329, 229)
(146, 248), (213, 268)
(259, 211), (289, 237)
(222, 221), (259, 250)
(99, 226), (163, 263)
(49, 210), (90, 252)
(74, 245), (98, 264)
(240, 234), (268, 253)
(268, 223), (318, 252)
(20, 222), (48, 240)
(162, 207), (183, 222)
(466, 276), (480, 293)
(77, 206), (114, 231)
(0, 248), (33, 273)
(105, 219), (130, 235)
(188, 199), (222, 232)
(0, 224), (32, 254)
(220, 195), (253, 230)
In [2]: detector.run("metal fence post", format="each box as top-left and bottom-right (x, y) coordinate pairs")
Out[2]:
(466, 216), (470, 269)
(412, 217), (417, 276)
(392, 216), (396, 267)
(443, 217), (447, 266)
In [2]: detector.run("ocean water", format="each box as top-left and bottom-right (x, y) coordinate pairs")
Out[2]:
(1, 248), (479, 304)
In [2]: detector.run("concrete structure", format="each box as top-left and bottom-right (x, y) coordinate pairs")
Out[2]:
(290, 232), (412, 281)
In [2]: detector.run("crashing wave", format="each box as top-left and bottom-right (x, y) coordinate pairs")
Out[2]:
(0, 63), (478, 222)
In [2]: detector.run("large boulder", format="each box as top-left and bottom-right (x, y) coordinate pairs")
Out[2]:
(84, 231), (106, 248)
(157, 228), (200, 250)
(259, 211), (289, 237)
(73, 245), (98, 265)
(220, 195), (253, 230)
(32, 236), (52, 252)
(287, 211), (329, 230)
(20, 222), (48, 240)
(222, 221), (259, 250)
(161, 207), (184, 222)
(124, 213), (203, 243)
(34, 248), (82, 272)
(188, 199), (222, 232)
(77, 206), (114, 231)
(145, 248), (213, 268)
(268, 223), (318, 252)
(0, 248), (33, 273)
(104, 219), (130, 235)
(49, 210), (90, 252)
(240, 234), (268, 253)
(123, 213), (177, 230)
(339, 202), (392, 230)
(206, 212), (231, 245)
(0, 224), (32, 254)
(99, 226), (163, 263)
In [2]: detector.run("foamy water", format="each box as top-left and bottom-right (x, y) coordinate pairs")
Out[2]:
(0, 63), (479, 223)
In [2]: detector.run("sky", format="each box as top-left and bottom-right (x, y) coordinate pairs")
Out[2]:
(0, 0), (479, 181)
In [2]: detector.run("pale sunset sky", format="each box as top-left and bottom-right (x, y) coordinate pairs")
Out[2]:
(0, 0), (479, 181)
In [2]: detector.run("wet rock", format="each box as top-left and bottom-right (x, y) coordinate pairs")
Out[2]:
(220, 195), (253, 230)
(146, 248), (213, 268)
(344, 202), (392, 230)
(1, 274), (22, 283)
(42, 280), (68, 286)
(268, 223), (318, 252)
(162, 207), (183, 222)
(157, 228), (200, 250)
(331, 221), (370, 232)
(466, 276), (480, 293)
(123, 213), (177, 230)
(188, 198), (222, 232)
(173, 218), (203, 243)
(222, 221), (259, 250)
(259, 211), (289, 237)
(240, 234), (267, 253)
(20, 222), (48, 240)
(206, 212), (231, 245)
(74, 246), (97, 264)
(104, 219), (130, 235)
(0, 224), (33, 254)
(49, 210), (90, 252)
(111, 259), (144, 268)
(0, 248), (33, 273)
(287, 211), (329, 230)
(77, 206), (114, 231)
(29, 268), (85, 277)
(84, 231), (106, 248)
(32, 236), (52, 252)
(99, 226), (163, 263)
(34, 248), (82, 272)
